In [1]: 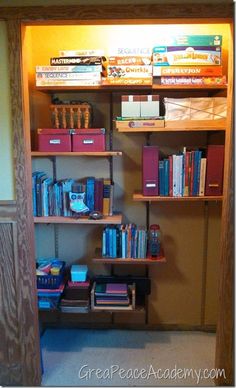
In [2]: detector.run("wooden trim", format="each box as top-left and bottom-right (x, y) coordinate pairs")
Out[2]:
(215, 22), (234, 387)
(34, 214), (122, 225)
(0, 5), (233, 21)
(7, 20), (41, 386)
(0, 201), (17, 219)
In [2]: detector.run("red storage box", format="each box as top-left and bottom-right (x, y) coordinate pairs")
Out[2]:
(38, 129), (72, 152)
(72, 128), (106, 152)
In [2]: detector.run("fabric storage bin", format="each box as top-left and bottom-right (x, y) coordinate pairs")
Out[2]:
(72, 128), (105, 152)
(38, 129), (71, 152)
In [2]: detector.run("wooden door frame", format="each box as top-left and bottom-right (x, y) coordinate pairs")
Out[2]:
(1, 4), (234, 386)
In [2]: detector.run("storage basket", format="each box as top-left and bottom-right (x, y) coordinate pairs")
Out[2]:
(37, 262), (65, 289)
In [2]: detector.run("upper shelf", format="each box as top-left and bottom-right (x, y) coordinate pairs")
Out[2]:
(133, 192), (223, 202)
(35, 84), (227, 93)
(31, 151), (122, 157)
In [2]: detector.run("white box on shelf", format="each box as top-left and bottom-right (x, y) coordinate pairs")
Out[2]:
(121, 95), (140, 117)
(140, 95), (160, 117)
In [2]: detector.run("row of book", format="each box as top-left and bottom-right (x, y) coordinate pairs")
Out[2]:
(143, 145), (225, 197)
(102, 224), (161, 259)
(32, 172), (114, 217)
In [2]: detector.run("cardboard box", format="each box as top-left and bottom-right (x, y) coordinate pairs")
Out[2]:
(153, 46), (221, 66)
(37, 129), (71, 152)
(163, 35), (222, 47)
(72, 128), (106, 152)
(71, 265), (88, 282)
(140, 95), (160, 117)
(121, 95), (140, 117)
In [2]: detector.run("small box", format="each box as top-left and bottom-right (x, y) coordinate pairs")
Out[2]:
(72, 128), (105, 152)
(71, 265), (88, 282)
(140, 95), (160, 117)
(121, 95), (140, 118)
(37, 129), (71, 152)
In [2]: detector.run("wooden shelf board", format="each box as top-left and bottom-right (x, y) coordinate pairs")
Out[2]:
(31, 151), (122, 157)
(34, 214), (122, 224)
(92, 256), (166, 264)
(35, 84), (227, 93)
(133, 193), (223, 202)
(165, 119), (226, 130)
(153, 84), (227, 90)
(116, 119), (226, 132)
(91, 305), (145, 313)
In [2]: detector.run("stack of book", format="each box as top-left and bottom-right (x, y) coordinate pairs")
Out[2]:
(36, 49), (105, 86)
(94, 283), (131, 308)
(152, 35), (226, 86)
(32, 173), (114, 217)
(104, 47), (152, 85)
(60, 280), (90, 313)
(102, 224), (148, 259)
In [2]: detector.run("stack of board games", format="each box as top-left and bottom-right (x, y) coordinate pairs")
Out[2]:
(104, 47), (152, 85)
(36, 49), (105, 86)
(152, 35), (226, 87)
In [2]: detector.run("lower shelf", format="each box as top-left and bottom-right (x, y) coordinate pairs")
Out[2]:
(39, 305), (145, 314)
(92, 257), (166, 264)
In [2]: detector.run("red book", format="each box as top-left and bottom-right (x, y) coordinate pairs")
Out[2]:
(168, 155), (173, 196)
(94, 178), (104, 212)
(142, 146), (159, 196)
(205, 145), (224, 196)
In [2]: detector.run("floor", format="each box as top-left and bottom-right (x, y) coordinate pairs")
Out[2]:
(41, 329), (216, 386)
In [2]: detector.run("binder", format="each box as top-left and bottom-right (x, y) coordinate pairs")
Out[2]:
(205, 145), (224, 196)
(142, 146), (159, 196)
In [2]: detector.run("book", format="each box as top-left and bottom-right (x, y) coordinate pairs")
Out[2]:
(205, 145), (224, 196)
(86, 177), (95, 212)
(106, 283), (128, 294)
(199, 158), (207, 196)
(142, 146), (159, 196)
(159, 160), (165, 196)
(103, 179), (111, 216)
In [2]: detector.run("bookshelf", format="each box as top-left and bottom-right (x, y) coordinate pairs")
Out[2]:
(27, 22), (232, 332)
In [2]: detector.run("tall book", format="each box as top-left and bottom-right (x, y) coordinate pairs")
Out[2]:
(199, 158), (207, 196)
(205, 145), (224, 196)
(142, 146), (159, 196)
(103, 179), (111, 216)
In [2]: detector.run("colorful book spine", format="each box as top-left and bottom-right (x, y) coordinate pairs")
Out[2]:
(86, 177), (95, 212)
(164, 159), (169, 196)
(199, 158), (207, 196)
(103, 179), (111, 216)
(159, 161), (165, 196)
(168, 155), (173, 197)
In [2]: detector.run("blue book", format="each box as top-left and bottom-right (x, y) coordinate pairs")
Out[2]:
(121, 227), (126, 258)
(196, 151), (202, 196)
(164, 159), (169, 196)
(61, 179), (74, 216)
(105, 227), (110, 257)
(42, 177), (53, 216)
(112, 228), (117, 258)
(193, 151), (202, 196)
(102, 229), (106, 257)
(32, 172), (39, 216)
(108, 228), (113, 257)
(86, 177), (95, 212)
(159, 160), (165, 196)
